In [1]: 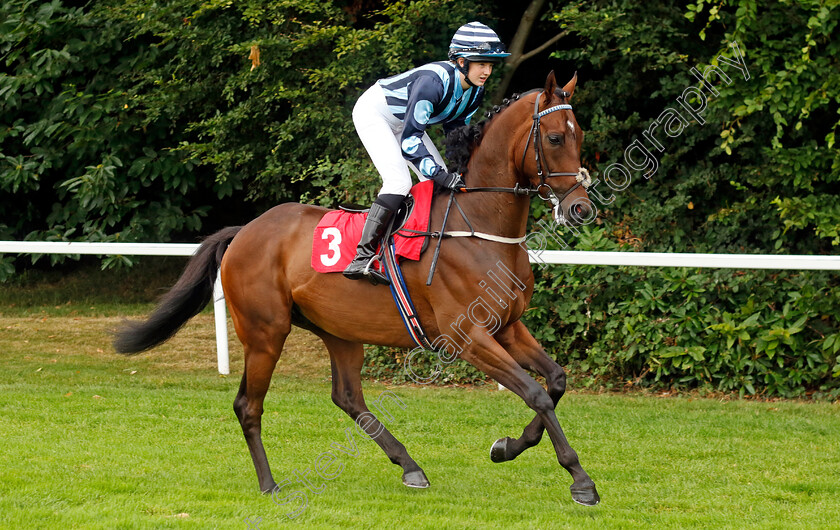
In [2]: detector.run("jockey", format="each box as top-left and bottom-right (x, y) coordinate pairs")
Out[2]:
(344, 21), (510, 285)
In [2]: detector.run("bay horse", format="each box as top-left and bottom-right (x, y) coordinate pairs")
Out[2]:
(114, 71), (600, 506)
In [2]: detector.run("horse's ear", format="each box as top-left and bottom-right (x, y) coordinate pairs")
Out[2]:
(561, 72), (578, 100)
(543, 70), (558, 100)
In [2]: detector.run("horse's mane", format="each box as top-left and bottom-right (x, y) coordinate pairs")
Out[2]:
(444, 90), (534, 174)
(444, 121), (487, 174)
(445, 87), (572, 174)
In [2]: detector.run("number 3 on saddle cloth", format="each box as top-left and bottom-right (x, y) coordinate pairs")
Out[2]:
(311, 180), (434, 273)
(311, 180), (437, 350)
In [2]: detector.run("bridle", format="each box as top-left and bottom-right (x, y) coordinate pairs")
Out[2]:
(521, 91), (591, 206)
(461, 91), (591, 211)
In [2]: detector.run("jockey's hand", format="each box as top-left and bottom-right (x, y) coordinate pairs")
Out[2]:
(433, 170), (466, 191)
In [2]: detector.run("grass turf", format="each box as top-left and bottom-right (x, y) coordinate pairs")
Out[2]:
(1, 311), (839, 529)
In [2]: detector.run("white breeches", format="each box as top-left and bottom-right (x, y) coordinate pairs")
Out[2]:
(353, 83), (447, 197)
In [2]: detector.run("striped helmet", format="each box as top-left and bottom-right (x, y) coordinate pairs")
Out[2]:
(448, 21), (510, 63)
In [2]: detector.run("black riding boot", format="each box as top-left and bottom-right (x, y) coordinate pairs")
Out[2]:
(343, 201), (396, 285)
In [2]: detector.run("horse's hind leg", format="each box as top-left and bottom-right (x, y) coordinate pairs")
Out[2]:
(490, 320), (567, 463)
(233, 328), (288, 493)
(319, 332), (429, 488)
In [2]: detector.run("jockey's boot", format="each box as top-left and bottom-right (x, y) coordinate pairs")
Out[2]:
(343, 199), (396, 286)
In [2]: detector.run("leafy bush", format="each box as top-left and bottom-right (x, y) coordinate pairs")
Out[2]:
(0, 0), (481, 279)
(526, 227), (840, 399)
(366, 226), (840, 399)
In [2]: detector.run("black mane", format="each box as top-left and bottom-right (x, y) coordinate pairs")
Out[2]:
(444, 121), (486, 174)
(444, 92), (526, 174)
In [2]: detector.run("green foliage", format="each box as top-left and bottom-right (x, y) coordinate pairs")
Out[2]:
(545, 0), (840, 255)
(525, 228), (840, 399)
(362, 343), (491, 386)
(1, 0), (481, 279)
(0, 1), (209, 248)
(76, 0), (481, 210)
(520, 0), (839, 398)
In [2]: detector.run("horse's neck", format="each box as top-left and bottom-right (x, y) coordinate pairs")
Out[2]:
(441, 116), (531, 239)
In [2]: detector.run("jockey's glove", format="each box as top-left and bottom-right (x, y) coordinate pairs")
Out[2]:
(432, 170), (466, 191)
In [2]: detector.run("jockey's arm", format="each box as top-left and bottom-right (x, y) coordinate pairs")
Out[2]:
(399, 75), (446, 179)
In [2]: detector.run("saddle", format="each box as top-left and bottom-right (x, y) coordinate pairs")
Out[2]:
(311, 180), (434, 274)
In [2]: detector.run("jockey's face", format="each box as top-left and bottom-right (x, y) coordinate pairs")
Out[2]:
(459, 59), (494, 88)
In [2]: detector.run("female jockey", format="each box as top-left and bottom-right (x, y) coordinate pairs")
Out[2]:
(343, 21), (510, 285)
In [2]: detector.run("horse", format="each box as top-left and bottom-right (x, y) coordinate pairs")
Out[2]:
(114, 71), (600, 506)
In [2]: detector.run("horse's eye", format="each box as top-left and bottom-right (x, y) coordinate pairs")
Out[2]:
(548, 134), (564, 146)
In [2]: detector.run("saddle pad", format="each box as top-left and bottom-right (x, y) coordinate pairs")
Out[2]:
(311, 180), (434, 273)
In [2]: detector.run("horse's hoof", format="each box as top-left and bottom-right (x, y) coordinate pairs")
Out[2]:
(261, 482), (278, 495)
(490, 437), (511, 463)
(402, 470), (430, 488)
(570, 482), (600, 506)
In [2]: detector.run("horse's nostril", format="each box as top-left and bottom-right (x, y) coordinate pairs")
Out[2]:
(574, 204), (583, 216)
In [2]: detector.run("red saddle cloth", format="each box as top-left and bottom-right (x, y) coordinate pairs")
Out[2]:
(311, 180), (434, 273)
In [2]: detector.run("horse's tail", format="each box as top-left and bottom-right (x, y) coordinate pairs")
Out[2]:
(113, 226), (243, 355)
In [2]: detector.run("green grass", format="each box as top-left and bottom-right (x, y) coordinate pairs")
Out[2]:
(2, 314), (840, 529)
(2, 264), (840, 528)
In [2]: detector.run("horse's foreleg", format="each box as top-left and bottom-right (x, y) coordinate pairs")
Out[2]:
(233, 339), (285, 494)
(461, 337), (599, 506)
(319, 333), (429, 488)
(490, 320), (567, 463)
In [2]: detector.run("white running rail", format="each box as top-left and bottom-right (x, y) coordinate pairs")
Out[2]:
(532, 250), (840, 270)
(0, 241), (228, 375)
(2, 241), (839, 376)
